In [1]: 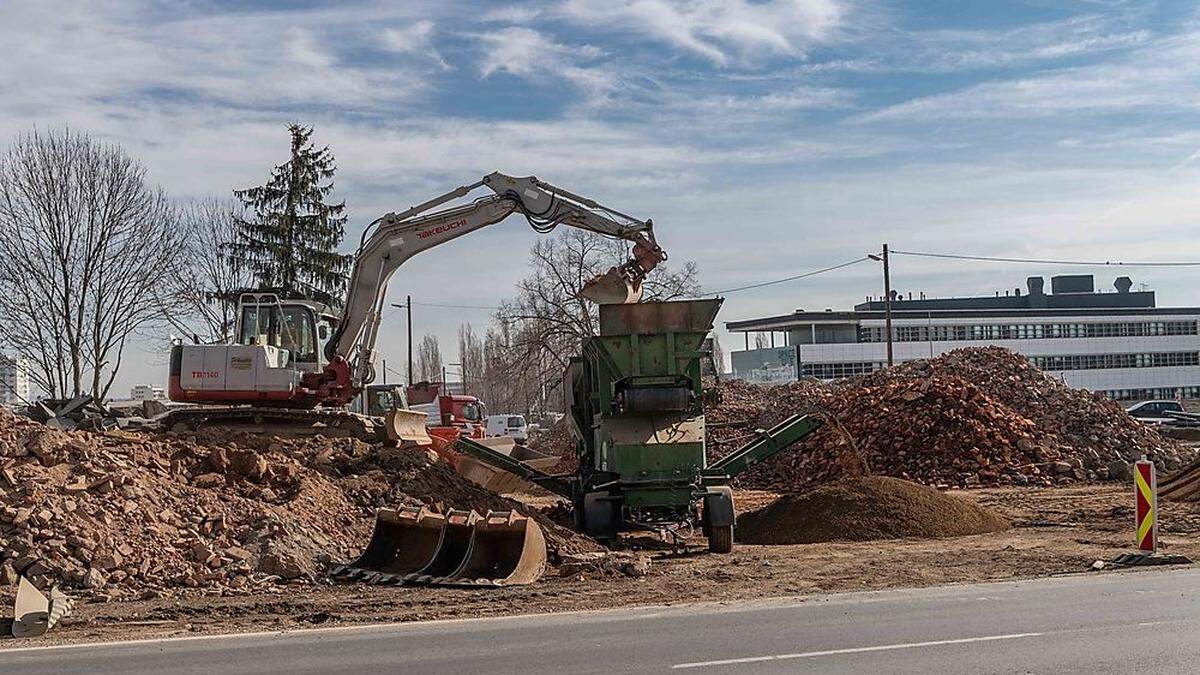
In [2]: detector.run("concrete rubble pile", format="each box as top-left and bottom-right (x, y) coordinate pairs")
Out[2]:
(0, 409), (598, 600)
(708, 347), (1192, 491)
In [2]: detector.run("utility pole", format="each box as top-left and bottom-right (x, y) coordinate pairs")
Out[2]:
(883, 243), (894, 367)
(406, 295), (413, 385)
(868, 245), (895, 367)
(390, 296), (414, 385)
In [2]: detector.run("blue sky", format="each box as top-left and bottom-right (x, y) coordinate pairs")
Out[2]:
(2, 0), (1199, 392)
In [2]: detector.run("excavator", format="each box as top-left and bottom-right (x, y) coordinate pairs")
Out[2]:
(160, 173), (665, 587)
(166, 172), (665, 441)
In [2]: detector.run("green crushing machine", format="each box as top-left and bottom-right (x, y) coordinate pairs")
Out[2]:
(456, 298), (822, 553)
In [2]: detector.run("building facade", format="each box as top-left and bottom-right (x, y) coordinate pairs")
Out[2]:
(0, 355), (32, 407)
(130, 384), (166, 401)
(727, 275), (1200, 400)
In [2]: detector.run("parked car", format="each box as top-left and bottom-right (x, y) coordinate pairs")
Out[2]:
(485, 414), (529, 443)
(1126, 400), (1185, 424)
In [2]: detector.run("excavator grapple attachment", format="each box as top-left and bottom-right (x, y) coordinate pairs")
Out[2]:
(333, 507), (547, 587)
(384, 408), (433, 445)
(579, 267), (644, 305)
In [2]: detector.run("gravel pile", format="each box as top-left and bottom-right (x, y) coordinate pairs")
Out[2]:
(709, 347), (1191, 490)
(0, 410), (597, 600)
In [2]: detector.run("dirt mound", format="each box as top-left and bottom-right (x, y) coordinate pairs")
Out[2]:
(736, 476), (1009, 544)
(708, 347), (1192, 490)
(0, 409), (599, 600)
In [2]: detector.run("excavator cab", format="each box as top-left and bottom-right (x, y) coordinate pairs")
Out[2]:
(234, 294), (336, 372)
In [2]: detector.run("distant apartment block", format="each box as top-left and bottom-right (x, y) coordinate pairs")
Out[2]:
(727, 275), (1200, 401)
(130, 384), (166, 401)
(0, 355), (32, 407)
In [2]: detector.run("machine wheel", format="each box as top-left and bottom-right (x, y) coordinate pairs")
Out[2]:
(582, 492), (618, 540)
(707, 524), (733, 553)
(702, 487), (735, 554)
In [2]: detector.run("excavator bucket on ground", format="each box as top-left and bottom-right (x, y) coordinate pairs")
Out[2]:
(11, 574), (73, 638)
(329, 507), (445, 583)
(384, 408), (433, 445)
(578, 266), (644, 305)
(440, 510), (547, 587)
(405, 509), (479, 584)
(332, 507), (547, 587)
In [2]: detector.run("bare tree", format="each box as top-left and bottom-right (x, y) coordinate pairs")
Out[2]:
(457, 323), (485, 397)
(415, 333), (442, 383)
(0, 128), (187, 399)
(166, 197), (252, 343)
(484, 229), (701, 414)
(710, 334), (726, 375)
(754, 333), (769, 349)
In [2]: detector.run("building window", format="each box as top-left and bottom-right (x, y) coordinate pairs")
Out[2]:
(855, 319), (1198, 343)
(1031, 351), (1200, 371)
(801, 362), (884, 379)
(1101, 386), (1200, 401)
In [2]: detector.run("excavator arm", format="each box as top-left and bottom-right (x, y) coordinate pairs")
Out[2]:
(307, 172), (667, 404)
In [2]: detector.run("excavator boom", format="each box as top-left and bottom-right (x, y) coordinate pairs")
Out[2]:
(314, 172), (666, 404)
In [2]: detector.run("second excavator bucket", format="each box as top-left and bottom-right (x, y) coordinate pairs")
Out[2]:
(441, 510), (547, 587)
(12, 574), (74, 638)
(579, 266), (644, 305)
(333, 507), (548, 587)
(406, 509), (479, 584)
(328, 506), (444, 583)
(384, 408), (433, 445)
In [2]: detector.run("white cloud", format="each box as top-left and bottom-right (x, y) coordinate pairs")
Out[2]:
(382, 20), (451, 70)
(557, 0), (845, 65)
(856, 30), (1200, 122)
(476, 27), (616, 101)
(480, 6), (543, 23)
(893, 15), (1152, 72)
(0, 0), (448, 124)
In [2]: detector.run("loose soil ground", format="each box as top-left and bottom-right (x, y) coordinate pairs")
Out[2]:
(4, 482), (1198, 647)
(736, 476), (1010, 544)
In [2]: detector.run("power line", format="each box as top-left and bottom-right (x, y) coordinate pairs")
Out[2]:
(410, 301), (503, 311)
(704, 257), (873, 295)
(891, 250), (1200, 267)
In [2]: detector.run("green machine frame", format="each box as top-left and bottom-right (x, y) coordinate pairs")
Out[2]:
(456, 298), (822, 553)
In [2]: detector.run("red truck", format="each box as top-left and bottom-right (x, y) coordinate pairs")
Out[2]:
(405, 382), (485, 437)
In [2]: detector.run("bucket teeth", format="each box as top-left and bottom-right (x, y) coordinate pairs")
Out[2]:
(333, 507), (547, 587)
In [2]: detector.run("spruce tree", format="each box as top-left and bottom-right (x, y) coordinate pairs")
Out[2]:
(230, 124), (353, 303)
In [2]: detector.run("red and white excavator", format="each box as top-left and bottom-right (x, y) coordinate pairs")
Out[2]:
(165, 172), (666, 440)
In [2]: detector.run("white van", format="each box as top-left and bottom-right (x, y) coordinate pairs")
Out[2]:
(486, 414), (528, 443)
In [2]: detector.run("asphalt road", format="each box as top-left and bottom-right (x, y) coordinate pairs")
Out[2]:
(4, 567), (1200, 674)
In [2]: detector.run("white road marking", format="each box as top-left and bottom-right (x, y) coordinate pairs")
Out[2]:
(672, 632), (1045, 669)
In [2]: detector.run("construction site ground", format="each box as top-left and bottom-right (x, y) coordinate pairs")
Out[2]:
(7, 482), (1198, 647)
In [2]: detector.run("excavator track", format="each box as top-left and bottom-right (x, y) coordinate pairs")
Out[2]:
(161, 406), (388, 442)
